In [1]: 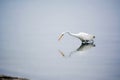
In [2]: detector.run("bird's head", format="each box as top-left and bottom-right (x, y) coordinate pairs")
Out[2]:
(58, 31), (70, 41)
(58, 33), (64, 41)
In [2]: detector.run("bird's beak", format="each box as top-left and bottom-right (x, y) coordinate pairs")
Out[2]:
(58, 34), (64, 41)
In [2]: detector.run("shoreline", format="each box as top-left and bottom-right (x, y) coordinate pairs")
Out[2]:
(0, 74), (28, 80)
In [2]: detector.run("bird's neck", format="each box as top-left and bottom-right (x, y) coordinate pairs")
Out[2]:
(66, 32), (78, 38)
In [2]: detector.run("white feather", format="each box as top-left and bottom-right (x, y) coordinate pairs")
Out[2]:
(58, 31), (95, 43)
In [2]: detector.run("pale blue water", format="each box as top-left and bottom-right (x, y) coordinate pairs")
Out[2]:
(0, 0), (120, 80)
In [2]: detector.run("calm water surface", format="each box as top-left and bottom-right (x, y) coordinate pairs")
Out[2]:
(0, 1), (120, 80)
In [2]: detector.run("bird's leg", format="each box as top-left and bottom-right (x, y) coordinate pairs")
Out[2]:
(91, 40), (94, 43)
(82, 40), (85, 44)
(82, 40), (89, 43)
(86, 40), (89, 43)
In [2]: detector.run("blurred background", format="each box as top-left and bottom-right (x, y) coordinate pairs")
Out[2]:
(0, 0), (120, 80)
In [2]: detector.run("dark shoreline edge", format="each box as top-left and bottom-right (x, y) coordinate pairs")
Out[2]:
(0, 74), (29, 80)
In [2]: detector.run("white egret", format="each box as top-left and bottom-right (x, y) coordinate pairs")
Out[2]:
(58, 31), (95, 43)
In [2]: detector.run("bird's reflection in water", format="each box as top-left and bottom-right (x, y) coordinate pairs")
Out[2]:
(59, 43), (95, 57)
